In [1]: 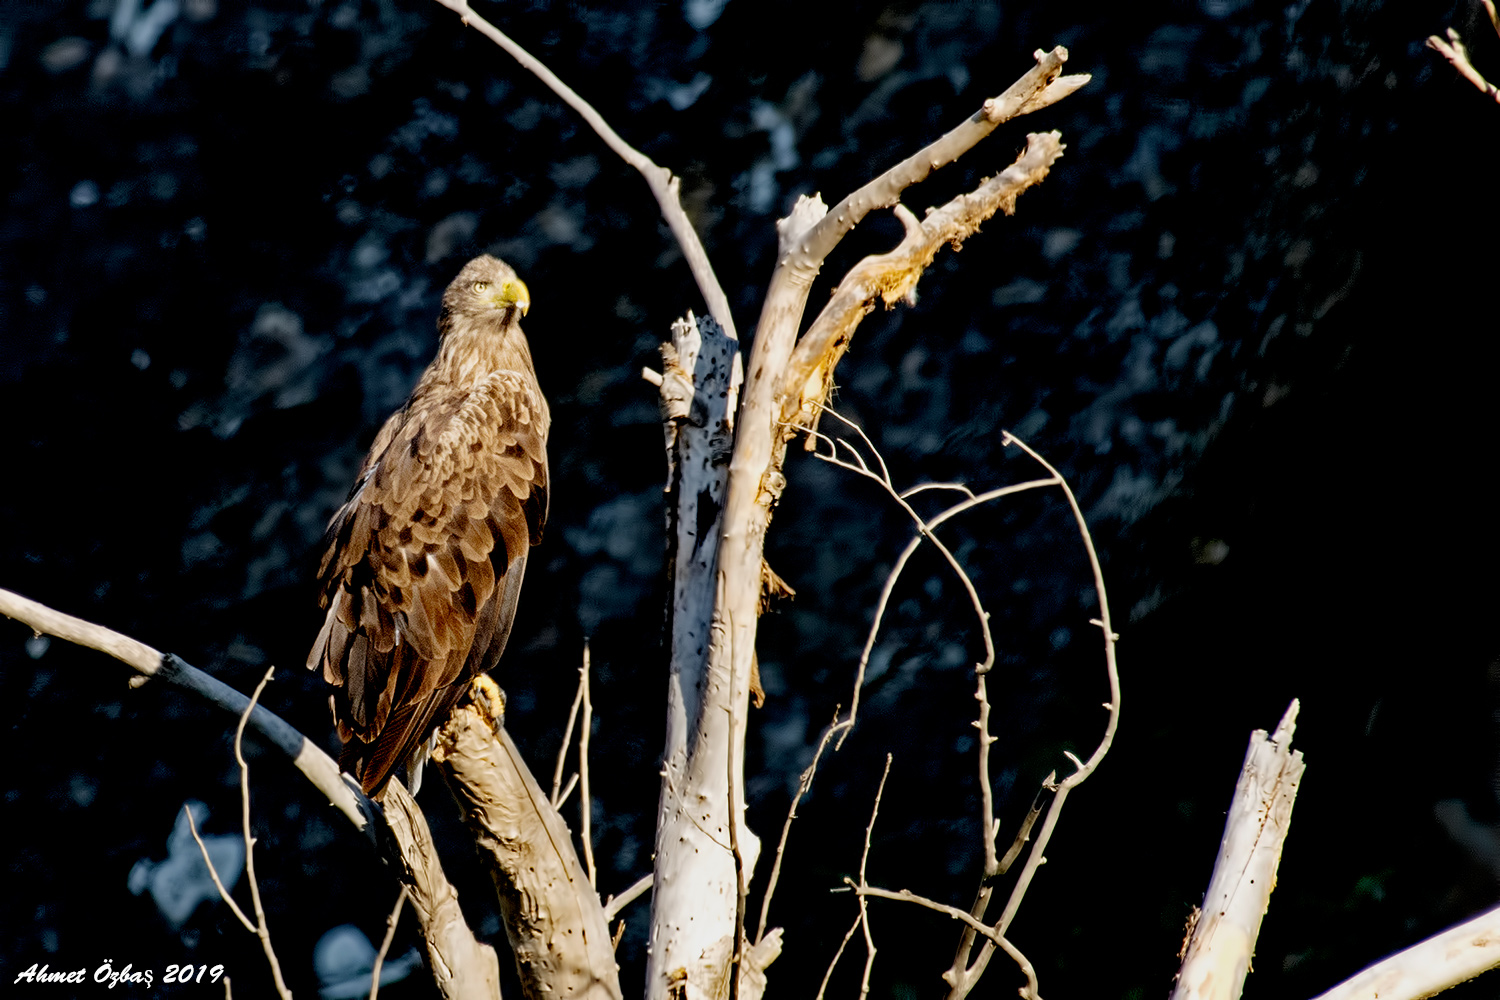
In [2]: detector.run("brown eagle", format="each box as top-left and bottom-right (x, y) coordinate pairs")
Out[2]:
(307, 254), (549, 797)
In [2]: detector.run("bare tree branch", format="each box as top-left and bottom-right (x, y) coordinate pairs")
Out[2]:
(946, 781), (1051, 989)
(180, 669), (293, 998)
(815, 913), (864, 1000)
(756, 709), (850, 943)
(1428, 1), (1500, 104)
(602, 874), (652, 922)
(1171, 702), (1304, 1000)
(854, 755), (893, 999)
(183, 805), (254, 932)
(233, 667), (293, 1000)
(854, 887), (1041, 1000)
(0, 587), (375, 840)
(380, 779), (504, 1000)
(947, 433), (1122, 998)
(805, 411), (1062, 747)
(552, 653), (588, 807)
(1308, 901), (1500, 1000)
(793, 46), (1086, 270)
(431, 675), (622, 1000)
(0, 587), (507, 999)
(369, 888), (408, 1000)
(782, 131), (1069, 438)
(808, 441), (1059, 741)
(579, 642), (597, 890)
(428, 0), (736, 338)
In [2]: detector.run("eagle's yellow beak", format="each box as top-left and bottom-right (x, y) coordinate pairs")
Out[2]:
(492, 278), (530, 317)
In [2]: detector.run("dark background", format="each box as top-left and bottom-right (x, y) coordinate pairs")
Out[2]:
(4, 0), (1500, 997)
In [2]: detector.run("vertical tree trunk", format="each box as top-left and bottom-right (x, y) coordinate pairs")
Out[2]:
(646, 312), (766, 1000)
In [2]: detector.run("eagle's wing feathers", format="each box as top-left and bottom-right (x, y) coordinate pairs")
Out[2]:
(309, 368), (548, 793)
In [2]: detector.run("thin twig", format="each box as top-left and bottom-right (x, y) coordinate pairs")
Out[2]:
(854, 885), (1042, 998)
(755, 708), (850, 943)
(235, 667), (294, 1000)
(579, 641), (597, 889)
(429, 0), (736, 337)
(602, 873), (653, 921)
(183, 806), (255, 932)
(852, 755), (893, 1000)
(949, 433), (1121, 996)
(555, 771), (580, 808)
(975, 673), (1000, 876)
(802, 416), (1058, 742)
(369, 887), (408, 1000)
(814, 913), (864, 1000)
(997, 781), (1052, 876)
(726, 623), (747, 1000)
(900, 482), (977, 501)
(551, 655), (587, 807)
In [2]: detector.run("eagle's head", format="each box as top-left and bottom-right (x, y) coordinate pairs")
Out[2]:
(441, 254), (531, 332)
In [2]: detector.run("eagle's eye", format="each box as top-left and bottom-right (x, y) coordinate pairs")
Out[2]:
(473, 281), (490, 293)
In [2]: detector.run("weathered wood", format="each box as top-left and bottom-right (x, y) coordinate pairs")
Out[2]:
(380, 780), (503, 1000)
(432, 677), (622, 1000)
(1171, 701), (1304, 1000)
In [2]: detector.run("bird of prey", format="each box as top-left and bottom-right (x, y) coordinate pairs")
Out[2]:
(307, 254), (549, 797)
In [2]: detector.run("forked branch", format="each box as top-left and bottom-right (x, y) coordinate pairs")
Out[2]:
(799, 424), (1119, 1000)
(782, 131), (1068, 440)
(1428, 0), (1500, 103)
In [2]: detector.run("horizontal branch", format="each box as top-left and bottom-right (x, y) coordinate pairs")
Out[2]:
(0, 586), (375, 840)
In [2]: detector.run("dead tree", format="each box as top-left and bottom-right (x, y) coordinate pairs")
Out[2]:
(12, 8), (1500, 1000)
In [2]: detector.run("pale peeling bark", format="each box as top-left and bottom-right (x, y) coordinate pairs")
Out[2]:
(643, 49), (1085, 1000)
(1171, 701), (1304, 1000)
(648, 312), (758, 1000)
(1307, 902), (1500, 1000)
(431, 678), (623, 1000)
(381, 779), (504, 1000)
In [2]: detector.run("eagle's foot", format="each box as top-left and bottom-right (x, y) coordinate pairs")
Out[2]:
(461, 673), (507, 735)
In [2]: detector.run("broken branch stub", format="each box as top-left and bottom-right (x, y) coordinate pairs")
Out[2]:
(1171, 701), (1304, 1000)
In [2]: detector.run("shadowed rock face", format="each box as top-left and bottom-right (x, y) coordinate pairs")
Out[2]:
(4, 2), (1500, 998)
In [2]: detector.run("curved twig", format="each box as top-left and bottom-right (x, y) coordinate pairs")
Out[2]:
(429, 0), (737, 338)
(947, 432), (1121, 996)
